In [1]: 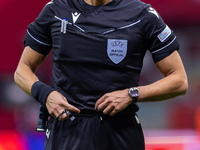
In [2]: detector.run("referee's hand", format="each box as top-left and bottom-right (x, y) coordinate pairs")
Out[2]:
(46, 91), (80, 121)
(95, 89), (132, 116)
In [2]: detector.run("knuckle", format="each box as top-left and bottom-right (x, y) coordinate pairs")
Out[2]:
(109, 103), (116, 109)
(57, 101), (63, 106)
(106, 98), (114, 104)
(104, 93), (110, 98)
(115, 107), (121, 112)
(111, 100), (117, 106)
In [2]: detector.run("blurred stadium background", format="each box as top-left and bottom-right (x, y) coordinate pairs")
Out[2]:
(0, 0), (200, 149)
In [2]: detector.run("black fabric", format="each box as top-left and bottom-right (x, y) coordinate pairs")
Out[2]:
(23, 1), (54, 54)
(45, 113), (145, 150)
(24, 0), (179, 111)
(23, 1), (181, 149)
(31, 81), (55, 106)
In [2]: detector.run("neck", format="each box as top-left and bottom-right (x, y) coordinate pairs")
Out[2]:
(84, 0), (112, 6)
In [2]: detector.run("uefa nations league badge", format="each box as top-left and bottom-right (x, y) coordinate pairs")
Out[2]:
(107, 39), (127, 64)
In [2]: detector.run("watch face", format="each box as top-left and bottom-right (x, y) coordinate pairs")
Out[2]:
(130, 88), (139, 97)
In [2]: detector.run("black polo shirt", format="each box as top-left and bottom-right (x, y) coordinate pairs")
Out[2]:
(24, 0), (179, 112)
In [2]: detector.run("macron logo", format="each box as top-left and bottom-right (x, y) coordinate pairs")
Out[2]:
(46, 129), (51, 140)
(148, 7), (159, 18)
(72, 12), (81, 24)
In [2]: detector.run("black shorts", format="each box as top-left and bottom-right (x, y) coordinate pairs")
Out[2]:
(45, 111), (145, 150)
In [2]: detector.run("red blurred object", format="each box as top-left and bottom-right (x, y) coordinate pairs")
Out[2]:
(0, 106), (15, 130)
(0, 0), (49, 74)
(143, 0), (200, 26)
(0, 130), (28, 150)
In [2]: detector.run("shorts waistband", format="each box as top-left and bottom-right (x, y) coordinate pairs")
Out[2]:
(72, 109), (99, 117)
(72, 109), (136, 118)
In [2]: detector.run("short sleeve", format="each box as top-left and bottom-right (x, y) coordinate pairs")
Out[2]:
(23, 1), (55, 55)
(141, 6), (180, 63)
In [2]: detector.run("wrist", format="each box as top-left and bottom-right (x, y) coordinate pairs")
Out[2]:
(31, 81), (55, 106)
(128, 87), (139, 103)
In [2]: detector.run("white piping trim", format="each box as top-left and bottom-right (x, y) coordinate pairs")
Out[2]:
(103, 29), (115, 34)
(118, 20), (141, 30)
(73, 24), (85, 32)
(103, 20), (141, 34)
(27, 30), (51, 46)
(55, 16), (62, 21)
(151, 37), (177, 54)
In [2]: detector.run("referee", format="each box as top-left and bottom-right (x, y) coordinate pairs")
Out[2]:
(14, 0), (188, 149)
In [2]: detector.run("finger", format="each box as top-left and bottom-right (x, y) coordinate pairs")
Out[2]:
(97, 95), (115, 111)
(61, 96), (81, 113)
(97, 100), (109, 111)
(95, 94), (107, 109)
(56, 110), (66, 120)
(57, 110), (76, 121)
(102, 104), (115, 115)
(109, 103), (129, 116)
(67, 104), (81, 113)
(109, 109), (120, 116)
(58, 113), (68, 121)
(51, 108), (61, 118)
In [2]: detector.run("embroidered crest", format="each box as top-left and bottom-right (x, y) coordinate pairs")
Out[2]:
(107, 39), (127, 64)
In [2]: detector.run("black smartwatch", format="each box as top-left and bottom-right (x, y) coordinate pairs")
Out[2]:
(128, 87), (139, 103)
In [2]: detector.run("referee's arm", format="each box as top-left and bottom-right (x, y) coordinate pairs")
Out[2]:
(95, 50), (188, 116)
(14, 46), (46, 96)
(14, 46), (80, 120)
(137, 50), (188, 102)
